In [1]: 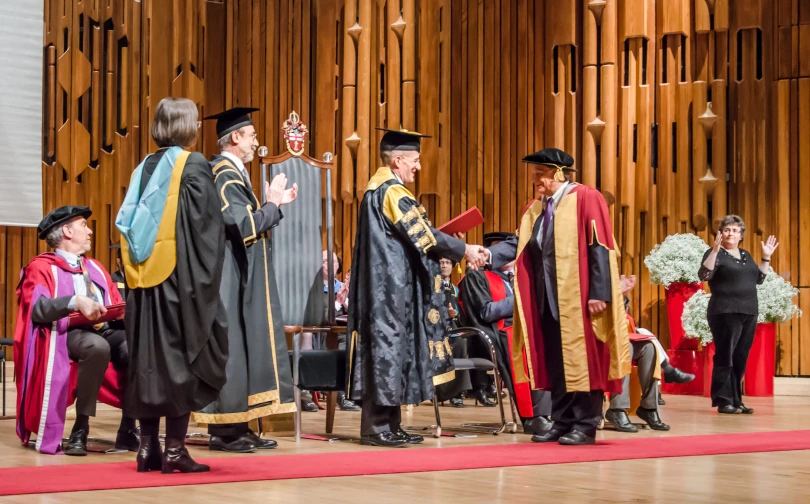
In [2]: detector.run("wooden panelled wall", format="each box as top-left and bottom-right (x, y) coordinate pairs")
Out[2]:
(0, 0), (807, 375)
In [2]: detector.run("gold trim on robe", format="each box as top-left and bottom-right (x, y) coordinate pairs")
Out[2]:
(191, 401), (298, 425)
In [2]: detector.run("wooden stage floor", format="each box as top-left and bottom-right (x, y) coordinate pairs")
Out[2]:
(2, 367), (809, 503)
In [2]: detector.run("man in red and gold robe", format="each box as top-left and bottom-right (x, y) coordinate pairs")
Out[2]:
(487, 148), (631, 445)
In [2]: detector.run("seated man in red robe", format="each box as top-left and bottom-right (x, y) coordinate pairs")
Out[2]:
(458, 232), (552, 433)
(605, 274), (694, 432)
(14, 206), (137, 455)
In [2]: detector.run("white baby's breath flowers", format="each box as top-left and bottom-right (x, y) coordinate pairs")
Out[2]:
(644, 233), (710, 288)
(757, 269), (801, 323)
(681, 291), (713, 347)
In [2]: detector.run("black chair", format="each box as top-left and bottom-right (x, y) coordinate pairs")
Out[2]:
(406, 327), (518, 437)
(1, 338), (13, 418)
(260, 111), (344, 441)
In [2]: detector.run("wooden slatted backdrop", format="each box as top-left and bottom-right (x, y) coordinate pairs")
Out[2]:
(1, 0), (807, 376)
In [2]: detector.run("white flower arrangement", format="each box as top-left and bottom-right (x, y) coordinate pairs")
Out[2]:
(681, 290), (713, 347)
(757, 269), (802, 323)
(644, 233), (710, 287)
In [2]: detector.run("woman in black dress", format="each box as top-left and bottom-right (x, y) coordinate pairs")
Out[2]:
(699, 215), (778, 415)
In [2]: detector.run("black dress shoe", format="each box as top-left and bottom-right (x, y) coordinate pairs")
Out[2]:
(244, 431), (278, 449)
(64, 429), (88, 456)
(449, 397), (464, 408)
(558, 430), (596, 446)
(658, 396), (666, 406)
(605, 409), (638, 433)
(209, 435), (257, 453)
(718, 405), (739, 414)
(136, 435), (163, 473)
(301, 399), (319, 412)
(522, 416), (552, 435)
(472, 389), (496, 407)
(115, 428), (141, 452)
(485, 383), (498, 399)
(635, 407), (670, 431)
(663, 365), (696, 384)
(337, 393), (361, 412)
(739, 403), (754, 414)
(531, 425), (568, 443)
(395, 427), (424, 444)
(359, 431), (406, 447)
(163, 438), (210, 474)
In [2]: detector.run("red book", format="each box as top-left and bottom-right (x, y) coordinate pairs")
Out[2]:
(68, 302), (126, 328)
(438, 206), (484, 236)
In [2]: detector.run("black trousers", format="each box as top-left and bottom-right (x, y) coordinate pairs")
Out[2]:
(360, 401), (401, 436)
(541, 297), (604, 437)
(209, 422), (250, 438)
(66, 326), (129, 417)
(708, 313), (757, 408)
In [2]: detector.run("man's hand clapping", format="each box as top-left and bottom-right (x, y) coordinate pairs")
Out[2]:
(267, 173), (298, 207)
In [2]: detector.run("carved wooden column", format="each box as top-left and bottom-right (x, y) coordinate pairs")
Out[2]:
(582, 0), (618, 220)
(656, 0), (692, 237)
(545, 1), (577, 158)
(692, 0), (729, 239)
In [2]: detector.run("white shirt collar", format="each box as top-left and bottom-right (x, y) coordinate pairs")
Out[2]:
(55, 248), (81, 267)
(391, 169), (403, 184)
(221, 151), (248, 177)
(549, 181), (570, 203)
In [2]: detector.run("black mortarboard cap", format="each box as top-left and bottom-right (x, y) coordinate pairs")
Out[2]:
(483, 232), (516, 248)
(203, 107), (260, 139)
(522, 148), (577, 172)
(38, 206), (92, 240)
(377, 127), (431, 152)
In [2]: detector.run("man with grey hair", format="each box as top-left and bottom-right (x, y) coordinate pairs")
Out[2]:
(14, 206), (136, 456)
(193, 107), (299, 453)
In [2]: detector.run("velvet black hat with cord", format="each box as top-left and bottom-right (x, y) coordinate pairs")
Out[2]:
(203, 107), (260, 139)
(376, 127), (431, 152)
(37, 206), (92, 240)
(522, 148), (576, 183)
(483, 232), (516, 248)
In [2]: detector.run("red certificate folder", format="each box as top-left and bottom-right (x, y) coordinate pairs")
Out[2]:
(68, 302), (126, 328)
(438, 206), (484, 236)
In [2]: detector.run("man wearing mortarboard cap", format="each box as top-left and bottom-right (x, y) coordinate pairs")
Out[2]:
(191, 107), (298, 453)
(13, 206), (137, 455)
(346, 128), (489, 447)
(456, 231), (554, 433)
(486, 148), (631, 446)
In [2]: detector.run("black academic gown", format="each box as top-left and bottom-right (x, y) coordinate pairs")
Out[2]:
(347, 167), (466, 407)
(193, 155), (296, 426)
(125, 150), (229, 419)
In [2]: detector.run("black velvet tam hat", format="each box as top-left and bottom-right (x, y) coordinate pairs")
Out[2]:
(483, 232), (516, 248)
(377, 128), (431, 152)
(204, 107), (260, 139)
(522, 148), (576, 172)
(37, 206), (92, 240)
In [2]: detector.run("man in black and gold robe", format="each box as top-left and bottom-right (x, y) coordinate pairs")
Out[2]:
(192, 107), (298, 452)
(347, 128), (488, 447)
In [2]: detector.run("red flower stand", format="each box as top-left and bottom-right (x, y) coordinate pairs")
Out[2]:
(660, 343), (715, 396)
(744, 322), (776, 397)
(665, 282), (703, 350)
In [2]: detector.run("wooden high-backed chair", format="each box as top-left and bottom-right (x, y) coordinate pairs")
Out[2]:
(260, 112), (345, 442)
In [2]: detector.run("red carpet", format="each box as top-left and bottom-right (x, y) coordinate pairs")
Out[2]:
(2, 430), (809, 496)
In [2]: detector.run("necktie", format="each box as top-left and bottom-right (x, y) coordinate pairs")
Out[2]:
(241, 168), (252, 189)
(79, 258), (97, 300)
(542, 197), (554, 241)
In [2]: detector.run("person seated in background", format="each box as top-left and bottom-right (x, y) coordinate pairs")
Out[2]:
(458, 232), (553, 435)
(605, 275), (694, 432)
(434, 256), (472, 408)
(13, 206), (137, 456)
(300, 251), (360, 412)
